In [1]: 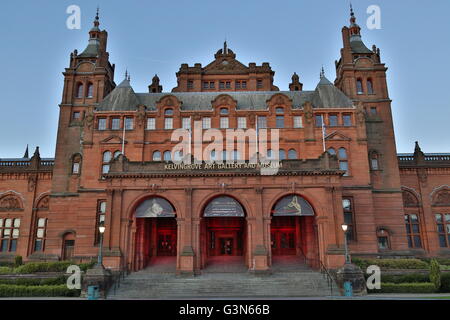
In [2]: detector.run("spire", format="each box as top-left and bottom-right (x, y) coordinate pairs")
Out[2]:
(23, 145), (29, 158)
(414, 141), (422, 153)
(224, 40), (228, 54)
(94, 6), (100, 27)
(33, 146), (40, 158)
(320, 65), (325, 78)
(349, 4), (361, 37)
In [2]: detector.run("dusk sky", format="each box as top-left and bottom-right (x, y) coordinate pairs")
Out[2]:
(0, 0), (449, 158)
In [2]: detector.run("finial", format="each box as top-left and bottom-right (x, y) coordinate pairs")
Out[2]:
(414, 141), (421, 152)
(320, 65), (325, 78)
(23, 144), (29, 158)
(125, 69), (128, 80)
(224, 40), (228, 54)
(94, 6), (100, 27)
(350, 3), (354, 17)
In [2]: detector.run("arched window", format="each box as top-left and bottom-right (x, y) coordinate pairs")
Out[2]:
(163, 151), (172, 162)
(338, 148), (349, 176)
(367, 79), (374, 94)
(153, 151), (161, 161)
(377, 228), (390, 250)
(164, 108), (174, 116)
(102, 151), (112, 174)
(356, 79), (363, 94)
(370, 151), (379, 170)
(76, 83), (83, 98)
(86, 83), (94, 98)
(174, 150), (183, 162)
(220, 108), (229, 115)
(276, 107), (284, 114)
(114, 151), (122, 159)
(72, 154), (82, 175)
(288, 149), (298, 159)
(327, 148), (336, 156)
(279, 149), (286, 160)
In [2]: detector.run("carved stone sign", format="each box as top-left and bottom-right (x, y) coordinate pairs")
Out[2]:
(272, 195), (314, 216)
(135, 197), (175, 218)
(204, 196), (245, 217)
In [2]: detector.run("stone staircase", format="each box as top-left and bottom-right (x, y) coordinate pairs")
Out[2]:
(107, 257), (337, 299)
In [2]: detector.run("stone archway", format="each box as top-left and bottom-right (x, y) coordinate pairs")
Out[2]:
(133, 197), (177, 271)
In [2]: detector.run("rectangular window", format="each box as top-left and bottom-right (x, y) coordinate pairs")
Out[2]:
(164, 118), (173, 130)
(293, 116), (303, 128)
(98, 118), (107, 130)
(235, 82), (241, 89)
(257, 79), (263, 88)
(237, 117), (247, 129)
(406, 214), (422, 248)
(436, 214), (450, 248)
(147, 118), (156, 130)
(203, 82), (209, 89)
(0, 218), (20, 252)
(378, 237), (389, 250)
(187, 81), (194, 89)
(73, 112), (80, 120)
(276, 116), (284, 128)
(343, 114), (352, 127)
(220, 117), (229, 129)
(202, 117), (211, 129)
(242, 81), (247, 89)
(339, 161), (349, 176)
(329, 115), (338, 127)
(225, 81), (231, 89)
(102, 164), (110, 174)
(219, 82), (225, 89)
(342, 198), (355, 241)
(370, 107), (377, 115)
(125, 118), (134, 130)
(72, 162), (80, 174)
(111, 118), (120, 130)
(209, 82), (215, 89)
(182, 117), (191, 130)
(315, 115), (323, 127)
(34, 218), (47, 252)
(257, 116), (267, 129)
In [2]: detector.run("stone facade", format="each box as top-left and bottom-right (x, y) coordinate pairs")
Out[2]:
(0, 10), (449, 275)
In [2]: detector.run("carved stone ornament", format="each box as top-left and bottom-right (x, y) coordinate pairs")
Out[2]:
(84, 110), (94, 129)
(37, 196), (50, 210)
(435, 190), (450, 206)
(402, 191), (418, 207)
(0, 196), (21, 210)
(303, 103), (313, 124)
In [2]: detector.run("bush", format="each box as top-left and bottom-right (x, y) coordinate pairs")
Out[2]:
(13, 262), (73, 274)
(14, 256), (22, 268)
(79, 261), (96, 272)
(0, 267), (13, 274)
(353, 258), (428, 270)
(430, 259), (441, 290)
(439, 273), (450, 292)
(380, 273), (430, 284)
(0, 284), (80, 297)
(369, 282), (436, 294)
(0, 276), (67, 286)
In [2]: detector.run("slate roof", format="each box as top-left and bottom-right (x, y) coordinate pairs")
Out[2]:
(96, 76), (354, 112)
(350, 35), (372, 54)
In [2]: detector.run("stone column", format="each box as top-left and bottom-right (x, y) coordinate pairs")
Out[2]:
(178, 188), (195, 275)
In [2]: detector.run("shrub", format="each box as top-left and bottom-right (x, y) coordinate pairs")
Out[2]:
(14, 256), (22, 268)
(79, 261), (96, 272)
(0, 267), (13, 274)
(0, 284), (80, 297)
(380, 273), (429, 284)
(439, 273), (450, 293)
(353, 258), (428, 270)
(430, 259), (441, 290)
(369, 282), (436, 294)
(0, 276), (67, 286)
(13, 262), (73, 274)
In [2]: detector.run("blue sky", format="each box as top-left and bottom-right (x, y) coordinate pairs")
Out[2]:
(0, 0), (449, 158)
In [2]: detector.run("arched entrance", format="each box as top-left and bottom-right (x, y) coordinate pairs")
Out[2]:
(133, 197), (177, 270)
(200, 196), (247, 270)
(270, 195), (318, 267)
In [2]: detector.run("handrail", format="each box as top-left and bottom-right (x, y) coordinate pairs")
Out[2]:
(298, 247), (336, 296)
(106, 264), (130, 298)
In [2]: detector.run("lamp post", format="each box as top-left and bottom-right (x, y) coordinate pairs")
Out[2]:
(97, 222), (106, 268)
(341, 224), (351, 264)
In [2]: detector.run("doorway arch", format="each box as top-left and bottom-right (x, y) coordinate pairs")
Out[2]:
(200, 195), (247, 270)
(270, 194), (318, 266)
(133, 197), (177, 270)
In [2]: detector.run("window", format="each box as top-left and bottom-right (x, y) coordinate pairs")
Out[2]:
(125, 117), (134, 130)
(220, 108), (229, 115)
(221, 150), (228, 161)
(377, 233), (389, 250)
(187, 80), (194, 89)
(406, 214), (422, 248)
(111, 118), (120, 130)
(367, 79), (374, 94)
(288, 149), (298, 159)
(329, 115), (338, 127)
(72, 154), (81, 174)
(236, 81), (247, 89)
(0, 218), (20, 252)
(370, 107), (377, 115)
(279, 149), (286, 160)
(114, 151), (122, 159)
(343, 114), (352, 127)
(76, 83), (83, 98)
(102, 151), (112, 174)
(342, 198), (355, 241)
(210, 150), (217, 161)
(225, 81), (231, 89)
(327, 148), (336, 156)
(266, 149), (274, 160)
(164, 109), (174, 116)
(293, 116), (303, 128)
(203, 82), (209, 89)
(220, 117), (229, 129)
(153, 151), (161, 161)
(436, 214), (450, 248)
(257, 116), (267, 129)
(98, 118), (107, 130)
(147, 118), (156, 130)
(163, 151), (171, 162)
(276, 116), (284, 128)
(174, 150), (183, 162)
(338, 148), (349, 176)
(202, 117), (211, 129)
(95, 201), (106, 245)
(370, 152), (379, 170)
(257, 79), (263, 88)
(209, 82), (215, 89)
(182, 117), (191, 130)
(73, 112), (81, 120)
(276, 107), (284, 114)
(164, 118), (173, 130)
(232, 150), (240, 161)
(315, 114), (323, 127)
(86, 83), (94, 98)
(356, 79), (363, 94)
(219, 82), (225, 89)
(237, 117), (246, 129)
(34, 218), (47, 251)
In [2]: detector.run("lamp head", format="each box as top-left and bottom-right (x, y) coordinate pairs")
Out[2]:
(341, 224), (348, 232)
(99, 222), (106, 234)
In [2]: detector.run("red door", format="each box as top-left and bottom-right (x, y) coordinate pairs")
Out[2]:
(157, 230), (176, 256)
(271, 230), (296, 255)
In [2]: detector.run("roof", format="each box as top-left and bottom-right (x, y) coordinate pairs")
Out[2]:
(78, 39), (100, 57)
(350, 35), (372, 54)
(97, 77), (355, 112)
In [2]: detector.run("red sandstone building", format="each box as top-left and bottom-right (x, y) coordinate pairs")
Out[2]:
(0, 10), (449, 275)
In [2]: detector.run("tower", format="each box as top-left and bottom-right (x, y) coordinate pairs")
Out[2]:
(52, 10), (116, 193)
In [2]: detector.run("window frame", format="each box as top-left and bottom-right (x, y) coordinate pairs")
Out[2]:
(405, 213), (423, 248)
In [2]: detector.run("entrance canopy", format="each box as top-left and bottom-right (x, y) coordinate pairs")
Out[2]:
(272, 195), (314, 217)
(204, 196), (245, 217)
(136, 197), (176, 218)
